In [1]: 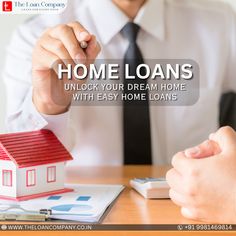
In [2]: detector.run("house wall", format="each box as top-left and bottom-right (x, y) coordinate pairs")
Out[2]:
(0, 160), (17, 197)
(16, 162), (65, 197)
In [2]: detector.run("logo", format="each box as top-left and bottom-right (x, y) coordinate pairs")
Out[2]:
(2, 1), (12, 11)
(0, 0), (67, 14)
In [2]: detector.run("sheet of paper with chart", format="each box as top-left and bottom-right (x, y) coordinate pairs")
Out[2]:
(0, 184), (124, 223)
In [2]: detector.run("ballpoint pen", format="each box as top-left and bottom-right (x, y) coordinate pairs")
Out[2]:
(80, 41), (88, 49)
(0, 205), (52, 222)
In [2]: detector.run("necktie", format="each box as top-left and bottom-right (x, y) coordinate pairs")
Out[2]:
(121, 22), (152, 164)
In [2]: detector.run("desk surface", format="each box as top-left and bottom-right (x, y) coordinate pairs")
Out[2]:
(1, 166), (235, 236)
(66, 165), (199, 225)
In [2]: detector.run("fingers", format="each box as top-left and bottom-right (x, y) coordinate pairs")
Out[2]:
(168, 127), (236, 223)
(166, 166), (199, 196)
(181, 207), (202, 221)
(185, 127), (236, 160)
(209, 126), (236, 153)
(86, 35), (101, 62)
(39, 35), (76, 70)
(209, 132), (215, 140)
(40, 35), (71, 60)
(49, 24), (86, 63)
(166, 168), (185, 194)
(184, 126), (236, 160)
(169, 189), (198, 208)
(32, 45), (61, 71)
(44, 22), (100, 65)
(33, 45), (71, 83)
(184, 139), (221, 159)
(67, 21), (91, 42)
(67, 22), (101, 60)
(35, 21), (101, 71)
(67, 21), (97, 63)
(169, 189), (185, 206)
(66, 22), (101, 62)
(171, 151), (194, 174)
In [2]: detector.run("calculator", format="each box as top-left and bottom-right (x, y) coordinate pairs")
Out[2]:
(130, 177), (170, 199)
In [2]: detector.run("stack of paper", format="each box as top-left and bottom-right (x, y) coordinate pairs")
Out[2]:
(0, 184), (124, 223)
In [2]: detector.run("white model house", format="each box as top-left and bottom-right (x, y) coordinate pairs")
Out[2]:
(0, 129), (73, 201)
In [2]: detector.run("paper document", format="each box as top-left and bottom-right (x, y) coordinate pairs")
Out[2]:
(0, 184), (124, 223)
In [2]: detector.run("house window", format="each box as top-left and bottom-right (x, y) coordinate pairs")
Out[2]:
(47, 166), (56, 183)
(26, 169), (36, 187)
(2, 170), (12, 187)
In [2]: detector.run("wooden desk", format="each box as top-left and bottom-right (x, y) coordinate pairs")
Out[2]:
(66, 165), (191, 225)
(2, 166), (235, 236)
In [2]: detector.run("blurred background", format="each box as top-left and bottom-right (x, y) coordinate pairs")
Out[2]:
(0, 0), (236, 133)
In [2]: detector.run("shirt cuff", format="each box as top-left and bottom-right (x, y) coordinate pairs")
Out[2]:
(7, 88), (69, 142)
(41, 111), (69, 143)
(25, 88), (70, 144)
(29, 89), (70, 143)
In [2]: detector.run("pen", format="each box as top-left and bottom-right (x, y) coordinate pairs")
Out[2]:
(0, 213), (47, 222)
(0, 206), (52, 222)
(80, 41), (88, 49)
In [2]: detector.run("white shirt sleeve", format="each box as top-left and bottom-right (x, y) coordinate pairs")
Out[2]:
(222, 7), (236, 93)
(3, 17), (70, 146)
(6, 88), (48, 132)
(6, 87), (70, 144)
(41, 108), (70, 145)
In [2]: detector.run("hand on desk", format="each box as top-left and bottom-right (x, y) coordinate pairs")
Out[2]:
(166, 126), (236, 223)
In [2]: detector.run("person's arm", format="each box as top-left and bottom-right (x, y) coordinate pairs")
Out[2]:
(3, 19), (100, 145)
(3, 23), (48, 132)
(2, 22), (68, 147)
(166, 126), (236, 223)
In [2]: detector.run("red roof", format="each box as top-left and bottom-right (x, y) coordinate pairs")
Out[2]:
(0, 129), (73, 168)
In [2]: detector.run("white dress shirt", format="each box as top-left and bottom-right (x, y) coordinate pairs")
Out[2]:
(3, 0), (236, 166)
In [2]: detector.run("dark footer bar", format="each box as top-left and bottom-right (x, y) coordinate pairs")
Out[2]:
(0, 224), (235, 231)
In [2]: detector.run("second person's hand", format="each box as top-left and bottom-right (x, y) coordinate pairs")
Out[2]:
(166, 126), (236, 223)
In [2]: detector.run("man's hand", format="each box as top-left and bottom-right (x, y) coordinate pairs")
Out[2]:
(166, 126), (236, 223)
(32, 22), (101, 115)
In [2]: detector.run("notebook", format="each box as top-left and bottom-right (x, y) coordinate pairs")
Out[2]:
(0, 184), (124, 223)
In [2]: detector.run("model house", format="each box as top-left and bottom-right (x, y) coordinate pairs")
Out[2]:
(0, 129), (73, 201)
